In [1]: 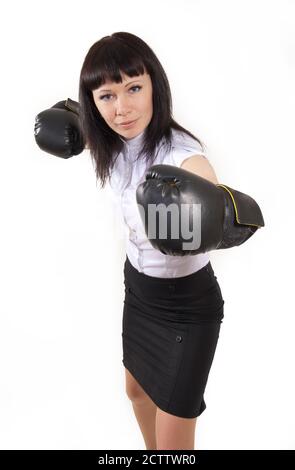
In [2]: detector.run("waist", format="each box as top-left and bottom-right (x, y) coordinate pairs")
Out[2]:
(124, 255), (214, 296)
(126, 242), (210, 278)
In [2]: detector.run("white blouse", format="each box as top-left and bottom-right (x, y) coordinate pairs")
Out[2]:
(107, 128), (210, 278)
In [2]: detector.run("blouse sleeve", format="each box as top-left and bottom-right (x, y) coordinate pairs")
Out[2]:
(170, 131), (207, 168)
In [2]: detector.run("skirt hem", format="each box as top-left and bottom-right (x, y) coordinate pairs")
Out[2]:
(122, 358), (206, 419)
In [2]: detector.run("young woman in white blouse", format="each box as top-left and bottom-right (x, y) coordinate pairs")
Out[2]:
(35, 31), (264, 451)
(78, 31), (226, 450)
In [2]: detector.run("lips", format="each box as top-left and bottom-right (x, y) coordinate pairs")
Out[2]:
(120, 120), (136, 125)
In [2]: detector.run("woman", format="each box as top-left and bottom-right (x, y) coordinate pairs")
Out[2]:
(78, 31), (225, 450)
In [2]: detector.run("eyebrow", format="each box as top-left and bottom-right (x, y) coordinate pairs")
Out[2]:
(98, 80), (142, 94)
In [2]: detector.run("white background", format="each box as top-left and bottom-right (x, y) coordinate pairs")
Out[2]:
(0, 0), (294, 450)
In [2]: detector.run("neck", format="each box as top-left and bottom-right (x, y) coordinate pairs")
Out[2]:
(119, 129), (145, 148)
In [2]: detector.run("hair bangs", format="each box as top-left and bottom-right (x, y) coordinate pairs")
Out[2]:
(81, 38), (147, 92)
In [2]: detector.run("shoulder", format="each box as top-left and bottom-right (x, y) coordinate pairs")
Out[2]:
(170, 128), (204, 150)
(163, 128), (207, 169)
(167, 129), (219, 184)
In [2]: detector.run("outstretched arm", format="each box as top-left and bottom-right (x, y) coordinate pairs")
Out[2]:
(180, 154), (219, 185)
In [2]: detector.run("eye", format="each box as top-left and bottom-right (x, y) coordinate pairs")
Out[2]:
(130, 85), (142, 93)
(99, 85), (142, 101)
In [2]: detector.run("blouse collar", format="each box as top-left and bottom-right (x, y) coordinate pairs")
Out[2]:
(119, 129), (146, 152)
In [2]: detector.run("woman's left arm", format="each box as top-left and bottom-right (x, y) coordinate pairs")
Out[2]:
(180, 155), (219, 185)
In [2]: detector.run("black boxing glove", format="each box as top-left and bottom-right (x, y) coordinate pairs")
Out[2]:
(34, 98), (85, 158)
(136, 164), (265, 256)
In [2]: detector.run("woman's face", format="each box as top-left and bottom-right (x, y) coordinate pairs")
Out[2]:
(92, 71), (153, 139)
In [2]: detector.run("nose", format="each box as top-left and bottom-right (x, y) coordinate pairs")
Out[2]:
(115, 95), (132, 116)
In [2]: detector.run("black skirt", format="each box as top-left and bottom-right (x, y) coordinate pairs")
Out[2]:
(122, 256), (225, 419)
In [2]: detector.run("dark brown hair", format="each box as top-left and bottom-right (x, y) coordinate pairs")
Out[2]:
(79, 32), (205, 188)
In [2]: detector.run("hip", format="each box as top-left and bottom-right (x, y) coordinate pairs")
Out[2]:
(123, 256), (225, 325)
